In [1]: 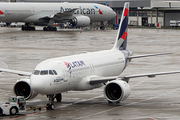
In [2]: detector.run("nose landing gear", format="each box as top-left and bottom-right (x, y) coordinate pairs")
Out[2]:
(46, 93), (62, 110)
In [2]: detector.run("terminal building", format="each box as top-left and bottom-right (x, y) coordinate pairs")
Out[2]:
(2, 0), (180, 27)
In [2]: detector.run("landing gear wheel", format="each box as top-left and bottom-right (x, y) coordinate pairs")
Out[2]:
(43, 26), (57, 31)
(0, 108), (3, 115)
(10, 107), (17, 115)
(53, 27), (57, 31)
(47, 94), (55, 102)
(46, 103), (55, 110)
(43, 27), (47, 31)
(22, 26), (25, 31)
(32, 27), (35, 31)
(100, 21), (105, 30)
(100, 26), (105, 30)
(21, 26), (35, 31)
(56, 93), (62, 102)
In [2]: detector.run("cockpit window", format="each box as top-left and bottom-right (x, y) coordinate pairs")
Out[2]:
(33, 70), (57, 75)
(53, 70), (58, 75)
(40, 70), (48, 75)
(34, 70), (40, 75)
(49, 70), (54, 75)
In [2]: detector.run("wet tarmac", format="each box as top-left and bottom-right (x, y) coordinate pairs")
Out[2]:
(0, 26), (180, 120)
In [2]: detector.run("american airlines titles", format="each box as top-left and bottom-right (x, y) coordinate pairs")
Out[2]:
(60, 7), (96, 15)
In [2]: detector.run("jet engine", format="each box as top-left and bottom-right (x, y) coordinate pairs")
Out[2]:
(13, 78), (38, 100)
(104, 80), (131, 103)
(70, 16), (90, 27)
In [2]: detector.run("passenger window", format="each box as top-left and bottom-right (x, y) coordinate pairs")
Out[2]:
(40, 70), (48, 75)
(49, 70), (54, 75)
(34, 70), (40, 75)
(53, 70), (58, 75)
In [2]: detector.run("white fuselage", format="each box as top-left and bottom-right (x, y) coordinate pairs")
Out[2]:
(30, 49), (127, 94)
(0, 2), (116, 24)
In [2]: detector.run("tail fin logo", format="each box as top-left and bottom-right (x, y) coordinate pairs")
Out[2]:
(94, 5), (103, 15)
(120, 31), (127, 40)
(112, 2), (129, 50)
(123, 8), (129, 17)
(118, 8), (129, 41)
(0, 10), (4, 15)
(120, 8), (129, 40)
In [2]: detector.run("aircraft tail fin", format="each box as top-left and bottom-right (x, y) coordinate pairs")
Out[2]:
(112, 2), (129, 50)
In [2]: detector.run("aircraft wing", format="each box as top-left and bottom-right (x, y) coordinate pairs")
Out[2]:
(0, 68), (31, 76)
(90, 71), (180, 85)
(38, 8), (77, 21)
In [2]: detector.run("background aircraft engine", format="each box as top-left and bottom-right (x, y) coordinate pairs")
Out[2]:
(104, 80), (131, 103)
(13, 79), (38, 100)
(70, 16), (90, 27)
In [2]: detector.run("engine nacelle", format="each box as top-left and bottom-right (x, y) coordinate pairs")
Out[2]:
(70, 16), (90, 27)
(104, 79), (131, 103)
(74, 75), (103, 91)
(13, 78), (38, 100)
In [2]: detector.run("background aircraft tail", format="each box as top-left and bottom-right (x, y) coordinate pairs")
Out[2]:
(112, 2), (129, 50)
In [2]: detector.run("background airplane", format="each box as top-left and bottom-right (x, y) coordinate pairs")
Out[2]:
(0, 2), (180, 109)
(0, 2), (116, 31)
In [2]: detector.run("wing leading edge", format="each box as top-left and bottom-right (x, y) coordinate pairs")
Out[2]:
(90, 71), (180, 85)
(0, 68), (31, 76)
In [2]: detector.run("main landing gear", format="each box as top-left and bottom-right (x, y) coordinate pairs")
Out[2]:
(43, 26), (57, 31)
(21, 25), (35, 31)
(46, 93), (62, 110)
(21, 23), (35, 31)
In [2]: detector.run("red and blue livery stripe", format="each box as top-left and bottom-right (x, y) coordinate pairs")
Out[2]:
(0, 10), (4, 15)
(118, 7), (129, 50)
(94, 5), (103, 15)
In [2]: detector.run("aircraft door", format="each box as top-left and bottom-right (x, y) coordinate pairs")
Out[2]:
(31, 7), (39, 14)
(31, 7), (35, 13)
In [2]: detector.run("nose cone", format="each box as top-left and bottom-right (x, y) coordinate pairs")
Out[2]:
(30, 75), (46, 94)
(112, 11), (117, 18)
(107, 8), (116, 20)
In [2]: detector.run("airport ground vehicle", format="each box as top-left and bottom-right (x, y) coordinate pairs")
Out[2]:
(0, 96), (54, 115)
(0, 96), (26, 115)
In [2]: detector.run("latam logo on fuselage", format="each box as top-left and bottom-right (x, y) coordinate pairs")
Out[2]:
(64, 60), (86, 69)
(60, 5), (103, 15)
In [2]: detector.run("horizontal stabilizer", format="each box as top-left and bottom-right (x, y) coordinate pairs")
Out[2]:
(128, 52), (173, 59)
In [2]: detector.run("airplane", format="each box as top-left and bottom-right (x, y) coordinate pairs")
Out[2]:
(0, 2), (116, 31)
(0, 2), (180, 109)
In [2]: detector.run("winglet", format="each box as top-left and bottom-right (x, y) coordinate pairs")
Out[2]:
(112, 2), (129, 50)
